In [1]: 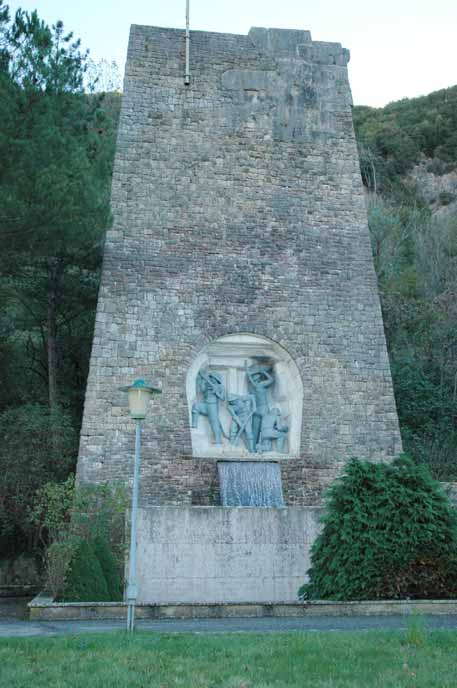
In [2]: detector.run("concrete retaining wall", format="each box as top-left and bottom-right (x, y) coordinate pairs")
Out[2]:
(136, 506), (323, 604)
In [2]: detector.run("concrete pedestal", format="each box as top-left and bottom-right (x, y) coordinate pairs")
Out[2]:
(136, 506), (323, 604)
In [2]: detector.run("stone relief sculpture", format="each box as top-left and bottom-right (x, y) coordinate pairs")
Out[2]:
(192, 359), (289, 454)
(187, 334), (302, 458)
(191, 368), (226, 445)
(227, 393), (256, 452)
(246, 363), (275, 450)
(257, 407), (289, 453)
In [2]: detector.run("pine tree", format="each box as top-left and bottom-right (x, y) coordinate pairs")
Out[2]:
(0, 3), (113, 418)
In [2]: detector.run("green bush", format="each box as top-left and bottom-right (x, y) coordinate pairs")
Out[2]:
(69, 482), (127, 569)
(299, 456), (457, 601)
(32, 480), (127, 599)
(46, 538), (78, 599)
(0, 404), (76, 555)
(92, 535), (122, 601)
(60, 539), (110, 602)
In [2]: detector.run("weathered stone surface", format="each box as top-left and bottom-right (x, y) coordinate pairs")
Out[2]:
(76, 25), (402, 505)
(29, 594), (457, 621)
(135, 506), (322, 603)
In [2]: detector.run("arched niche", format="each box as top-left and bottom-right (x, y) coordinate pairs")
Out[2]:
(187, 333), (303, 459)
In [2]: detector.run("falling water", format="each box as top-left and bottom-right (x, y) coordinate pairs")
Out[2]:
(218, 461), (285, 507)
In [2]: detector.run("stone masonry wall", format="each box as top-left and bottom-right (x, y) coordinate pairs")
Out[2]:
(76, 25), (402, 505)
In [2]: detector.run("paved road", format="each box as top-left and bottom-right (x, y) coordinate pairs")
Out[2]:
(2, 598), (457, 638)
(2, 614), (457, 638)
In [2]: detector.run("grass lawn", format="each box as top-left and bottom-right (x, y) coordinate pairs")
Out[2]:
(1, 628), (457, 687)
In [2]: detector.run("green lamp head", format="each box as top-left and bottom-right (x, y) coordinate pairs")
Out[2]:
(119, 378), (161, 420)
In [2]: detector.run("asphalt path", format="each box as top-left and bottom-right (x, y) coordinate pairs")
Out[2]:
(2, 613), (457, 638)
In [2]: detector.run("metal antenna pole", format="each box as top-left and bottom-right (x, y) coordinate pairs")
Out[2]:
(184, 0), (190, 85)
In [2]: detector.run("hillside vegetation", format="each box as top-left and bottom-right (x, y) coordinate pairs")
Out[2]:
(353, 91), (457, 479)
(354, 86), (457, 197)
(0, 0), (456, 560)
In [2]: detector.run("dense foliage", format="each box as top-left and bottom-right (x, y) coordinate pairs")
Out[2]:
(366, 198), (457, 477)
(0, 404), (75, 553)
(0, 2), (117, 556)
(32, 478), (126, 599)
(300, 457), (457, 600)
(61, 534), (123, 602)
(354, 86), (457, 196)
(353, 91), (457, 479)
(92, 535), (123, 601)
(60, 539), (111, 602)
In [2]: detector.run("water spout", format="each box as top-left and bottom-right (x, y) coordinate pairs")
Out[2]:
(218, 461), (285, 507)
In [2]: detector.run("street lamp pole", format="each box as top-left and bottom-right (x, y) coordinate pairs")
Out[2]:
(126, 418), (141, 632)
(120, 378), (161, 632)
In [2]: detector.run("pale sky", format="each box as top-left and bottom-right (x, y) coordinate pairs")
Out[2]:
(7, 0), (457, 106)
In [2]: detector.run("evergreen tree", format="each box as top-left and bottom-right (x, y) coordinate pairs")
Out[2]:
(0, 3), (116, 555)
(300, 457), (457, 600)
(61, 539), (110, 602)
(92, 535), (123, 601)
(0, 2), (113, 418)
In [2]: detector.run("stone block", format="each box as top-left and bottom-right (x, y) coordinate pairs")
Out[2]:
(135, 506), (322, 604)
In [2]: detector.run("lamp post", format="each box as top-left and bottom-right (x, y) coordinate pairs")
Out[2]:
(120, 378), (161, 632)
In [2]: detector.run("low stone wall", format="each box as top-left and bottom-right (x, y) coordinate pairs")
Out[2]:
(0, 555), (42, 597)
(29, 593), (457, 621)
(136, 506), (323, 604)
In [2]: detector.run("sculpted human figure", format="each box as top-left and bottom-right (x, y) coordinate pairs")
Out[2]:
(227, 393), (257, 453)
(246, 362), (274, 450)
(191, 368), (225, 445)
(258, 407), (289, 453)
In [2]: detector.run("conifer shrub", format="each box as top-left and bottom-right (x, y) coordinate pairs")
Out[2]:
(299, 456), (457, 600)
(33, 480), (127, 599)
(92, 535), (122, 601)
(60, 539), (110, 602)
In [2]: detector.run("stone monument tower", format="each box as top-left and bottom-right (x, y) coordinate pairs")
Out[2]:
(76, 25), (402, 604)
